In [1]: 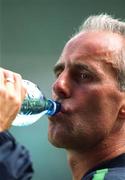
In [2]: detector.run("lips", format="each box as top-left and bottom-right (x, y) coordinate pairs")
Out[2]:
(59, 105), (66, 113)
(53, 105), (66, 117)
(51, 98), (73, 117)
(48, 102), (71, 121)
(53, 100), (67, 113)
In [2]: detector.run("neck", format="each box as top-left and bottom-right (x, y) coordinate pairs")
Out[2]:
(67, 135), (125, 180)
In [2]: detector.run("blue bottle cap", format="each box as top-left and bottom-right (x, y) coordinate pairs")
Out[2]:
(47, 100), (61, 116)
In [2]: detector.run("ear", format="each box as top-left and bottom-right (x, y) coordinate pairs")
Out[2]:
(118, 105), (125, 119)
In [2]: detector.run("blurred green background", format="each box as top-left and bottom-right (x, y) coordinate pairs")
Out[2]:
(1, 0), (125, 179)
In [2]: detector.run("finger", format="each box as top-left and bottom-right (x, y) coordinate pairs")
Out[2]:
(14, 74), (27, 101)
(3, 69), (14, 84)
(3, 69), (15, 93)
(0, 68), (4, 86)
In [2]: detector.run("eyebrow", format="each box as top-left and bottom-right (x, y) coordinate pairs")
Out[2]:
(73, 63), (90, 71)
(73, 61), (101, 76)
(53, 63), (65, 74)
(53, 61), (96, 74)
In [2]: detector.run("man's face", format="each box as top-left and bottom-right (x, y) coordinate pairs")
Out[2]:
(48, 31), (124, 150)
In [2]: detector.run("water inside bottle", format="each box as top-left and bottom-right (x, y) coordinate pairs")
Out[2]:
(12, 80), (61, 126)
(12, 110), (48, 126)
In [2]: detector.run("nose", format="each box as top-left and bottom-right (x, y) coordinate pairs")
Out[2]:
(52, 71), (71, 99)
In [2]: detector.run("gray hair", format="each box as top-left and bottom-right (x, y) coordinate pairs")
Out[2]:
(77, 14), (125, 91)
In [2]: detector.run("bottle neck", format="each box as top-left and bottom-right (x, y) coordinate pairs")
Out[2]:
(46, 99), (61, 116)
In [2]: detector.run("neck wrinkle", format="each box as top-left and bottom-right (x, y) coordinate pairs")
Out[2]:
(67, 135), (125, 180)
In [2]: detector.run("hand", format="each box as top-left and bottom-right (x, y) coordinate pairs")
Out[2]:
(0, 68), (26, 131)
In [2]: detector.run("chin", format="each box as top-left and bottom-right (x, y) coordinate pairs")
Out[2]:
(48, 125), (72, 149)
(48, 136), (64, 148)
(48, 129), (64, 148)
(48, 130), (66, 148)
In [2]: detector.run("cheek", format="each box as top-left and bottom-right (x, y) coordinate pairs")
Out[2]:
(75, 87), (119, 125)
(74, 88), (103, 116)
(71, 90), (116, 143)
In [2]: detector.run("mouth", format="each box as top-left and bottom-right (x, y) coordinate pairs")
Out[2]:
(48, 103), (70, 121)
(54, 105), (66, 116)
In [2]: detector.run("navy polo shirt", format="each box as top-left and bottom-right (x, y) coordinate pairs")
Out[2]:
(82, 153), (125, 180)
(0, 131), (34, 179)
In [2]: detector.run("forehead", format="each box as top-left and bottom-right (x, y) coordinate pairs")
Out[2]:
(59, 31), (123, 65)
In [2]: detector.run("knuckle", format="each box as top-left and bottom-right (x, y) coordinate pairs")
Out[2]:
(0, 87), (6, 96)
(14, 72), (22, 80)
(8, 93), (16, 101)
(3, 69), (14, 77)
(7, 93), (19, 103)
(13, 98), (22, 110)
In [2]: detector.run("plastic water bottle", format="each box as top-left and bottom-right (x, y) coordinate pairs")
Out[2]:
(12, 80), (61, 126)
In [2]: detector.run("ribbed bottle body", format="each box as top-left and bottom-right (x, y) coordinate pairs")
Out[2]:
(12, 80), (61, 126)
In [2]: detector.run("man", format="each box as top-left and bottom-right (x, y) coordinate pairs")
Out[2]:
(2, 14), (125, 180)
(48, 14), (125, 179)
(0, 68), (33, 179)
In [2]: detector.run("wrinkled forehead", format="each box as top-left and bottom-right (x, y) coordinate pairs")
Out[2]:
(59, 31), (123, 65)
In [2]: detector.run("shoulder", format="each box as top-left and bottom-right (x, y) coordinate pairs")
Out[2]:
(0, 131), (34, 179)
(0, 131), (16, 143)
(82, 167), (125, 180)
(105, 167), (125, 179)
